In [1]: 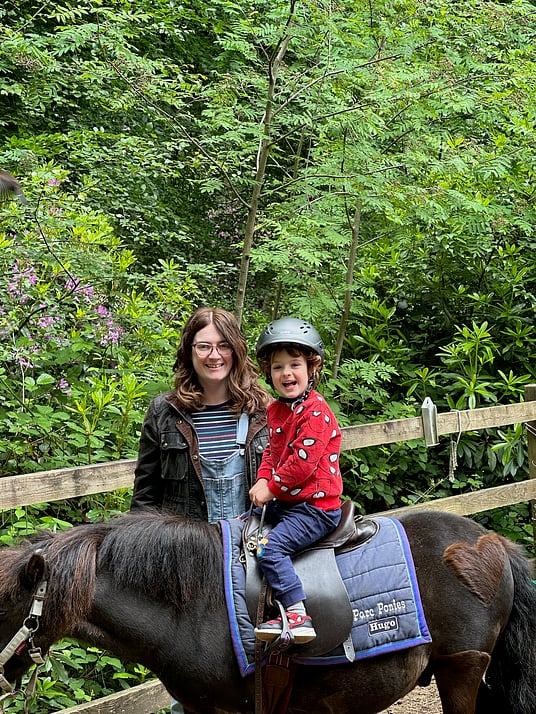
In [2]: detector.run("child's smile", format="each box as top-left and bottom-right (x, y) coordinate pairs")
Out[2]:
(270, 349), (310, 400)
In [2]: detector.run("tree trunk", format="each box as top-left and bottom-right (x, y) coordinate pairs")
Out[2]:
(332, 198), (361, 378)
(234, 1), (297, 326)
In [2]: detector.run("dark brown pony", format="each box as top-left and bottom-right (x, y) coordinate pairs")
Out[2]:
(0, 509), (534, 714)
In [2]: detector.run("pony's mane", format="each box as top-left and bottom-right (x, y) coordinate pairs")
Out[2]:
(0, 523), (107, 636)
(96, 510), (224, 611)
(0, 511), (224, 635)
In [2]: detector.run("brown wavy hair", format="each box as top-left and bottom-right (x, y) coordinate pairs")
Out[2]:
(172, 307), (271, 415)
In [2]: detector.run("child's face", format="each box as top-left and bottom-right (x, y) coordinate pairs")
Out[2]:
(269, 349), (310, 400)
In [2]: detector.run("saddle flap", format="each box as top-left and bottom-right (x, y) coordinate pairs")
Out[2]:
(291, 547), (353, 656)
(245, 542), (353, 657)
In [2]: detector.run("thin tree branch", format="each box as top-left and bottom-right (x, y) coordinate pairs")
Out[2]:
(92, 12), (248, 208)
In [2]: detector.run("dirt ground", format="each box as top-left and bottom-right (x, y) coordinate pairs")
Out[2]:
(380, 680), (441, 713)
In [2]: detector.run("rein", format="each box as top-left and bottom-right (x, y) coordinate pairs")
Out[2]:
(0, 580), (48, 713)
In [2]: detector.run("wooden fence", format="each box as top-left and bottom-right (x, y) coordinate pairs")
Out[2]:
(1, 385), (535, 714)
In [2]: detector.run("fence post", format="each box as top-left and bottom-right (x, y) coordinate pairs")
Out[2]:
(524, 384), (536, 550)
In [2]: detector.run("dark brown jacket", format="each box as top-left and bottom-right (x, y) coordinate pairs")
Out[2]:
(131, 392), (268, 519)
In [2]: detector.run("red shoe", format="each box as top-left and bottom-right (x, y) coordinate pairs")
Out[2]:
(254, 612), (316, 644)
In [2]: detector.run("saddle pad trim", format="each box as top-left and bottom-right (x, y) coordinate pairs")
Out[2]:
(222, 517), (258, 676)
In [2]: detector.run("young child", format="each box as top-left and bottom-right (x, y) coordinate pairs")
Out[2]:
(249, 317), (343, 644)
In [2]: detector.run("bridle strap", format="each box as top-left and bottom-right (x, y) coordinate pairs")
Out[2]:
(0, 579), (48, 709)
(28, 581), (47, 620)
(0, 626), (34, 673)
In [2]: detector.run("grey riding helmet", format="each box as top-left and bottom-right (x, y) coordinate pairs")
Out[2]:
(256, 317), (325, 364)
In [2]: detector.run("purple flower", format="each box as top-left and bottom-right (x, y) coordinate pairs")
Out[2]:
(37, 315), (55, 329)
(58, 378), (71, 395)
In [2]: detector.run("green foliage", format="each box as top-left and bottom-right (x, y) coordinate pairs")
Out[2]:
(476, 504), (534, 555)
(2, 0), (536, 706)
(0, 166), (201, 477)
(324, 357), (399, 421)
(2, 0), (533, 551)
(19, 640), (155, 712)
(0, 507), (73, 545)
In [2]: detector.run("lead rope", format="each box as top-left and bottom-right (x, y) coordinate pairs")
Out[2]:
(448, 410), (462, 482)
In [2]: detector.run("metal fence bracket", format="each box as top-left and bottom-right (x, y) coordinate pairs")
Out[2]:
(421, 397), (439, 446)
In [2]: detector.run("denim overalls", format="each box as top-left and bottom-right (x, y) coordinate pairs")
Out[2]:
(200, 413), (250, 523)
(170, 413), (251, 714)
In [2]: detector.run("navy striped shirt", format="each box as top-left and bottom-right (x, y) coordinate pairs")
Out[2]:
(191, 402), (238, 460)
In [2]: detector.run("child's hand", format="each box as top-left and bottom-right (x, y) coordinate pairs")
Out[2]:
(249, 479), (275, 507)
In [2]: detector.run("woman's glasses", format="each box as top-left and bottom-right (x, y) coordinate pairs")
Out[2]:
(192, 341), (233, 356)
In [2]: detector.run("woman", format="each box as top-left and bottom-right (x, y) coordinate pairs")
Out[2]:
(131, 307), (270, 714)
(131, 307), (271, 521)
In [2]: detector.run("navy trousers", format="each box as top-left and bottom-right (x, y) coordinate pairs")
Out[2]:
(256, 501), (341, 608)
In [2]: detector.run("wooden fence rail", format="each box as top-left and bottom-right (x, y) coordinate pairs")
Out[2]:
(2, 389), (535, 517)
(1, 386), (535, 714)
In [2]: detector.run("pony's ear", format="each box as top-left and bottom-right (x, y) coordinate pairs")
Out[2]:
(22, 550), (47, 589)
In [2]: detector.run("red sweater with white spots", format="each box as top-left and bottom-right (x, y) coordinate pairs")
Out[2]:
(256, 390), (343, 511)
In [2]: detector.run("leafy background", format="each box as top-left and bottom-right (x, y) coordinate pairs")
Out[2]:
(1, 0), (535, 709)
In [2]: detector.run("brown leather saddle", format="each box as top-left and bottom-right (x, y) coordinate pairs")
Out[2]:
(242, 500), (378, 657)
